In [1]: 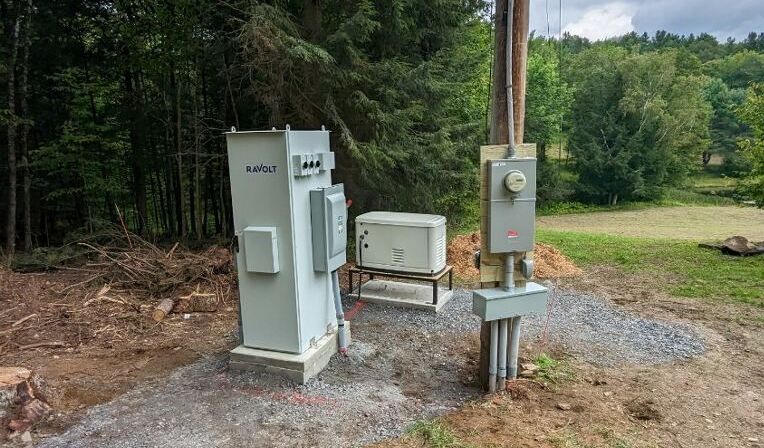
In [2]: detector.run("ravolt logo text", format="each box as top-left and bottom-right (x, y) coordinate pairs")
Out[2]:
(245, 163), (277, 174)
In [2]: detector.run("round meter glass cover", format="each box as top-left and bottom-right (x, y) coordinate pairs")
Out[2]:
(503, 170), (527, 193)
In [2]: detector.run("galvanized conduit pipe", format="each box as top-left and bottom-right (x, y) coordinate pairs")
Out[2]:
(508, 315), (521, 378)
(488, 320), (499, 392)
(331, 270), (349, 354)
(506, 0), (516, 158)
(497, 253), (515, 389)
(504, 253), (515, 291)
(506, 317), (514, 376)
(489, 0), (518, 393)
(497, 319), (508, 390)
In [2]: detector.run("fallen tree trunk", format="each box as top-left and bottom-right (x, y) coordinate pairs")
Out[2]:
(174, 291), (218, 313)
(1, 367), (51, 434)
(1, 368), (32, 418)
(151, 298), (176, 322)
(152, 289), (220, 322)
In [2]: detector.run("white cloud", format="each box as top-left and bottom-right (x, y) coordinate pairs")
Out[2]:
(562, 2), (636, 40)
(530, 0), (762, 41)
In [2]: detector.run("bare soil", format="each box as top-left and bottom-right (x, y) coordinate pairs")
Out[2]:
(0, 265), (238, 440)
(538, 206), (764, 241)
(1, 233), (762, 447)
(380, 267), (764, 448)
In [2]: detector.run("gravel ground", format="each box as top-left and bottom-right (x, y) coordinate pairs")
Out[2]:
(36, 285), (705, 447)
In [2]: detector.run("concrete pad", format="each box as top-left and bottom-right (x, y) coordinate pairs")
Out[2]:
(349, 280), (453, 312)
(229, 322), (350, 384)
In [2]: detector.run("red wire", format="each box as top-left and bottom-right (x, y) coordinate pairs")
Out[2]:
(344, 300), (366, 321)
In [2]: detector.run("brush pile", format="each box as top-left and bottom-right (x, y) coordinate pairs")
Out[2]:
(79, 235), (232, 301)
(447, 232), (581, 282)
(74, 230), (234, 321)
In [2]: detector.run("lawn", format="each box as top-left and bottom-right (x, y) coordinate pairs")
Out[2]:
(537, 205), (764, 240)
(692, 171), (738, 191)
(538, 229), (764, 308)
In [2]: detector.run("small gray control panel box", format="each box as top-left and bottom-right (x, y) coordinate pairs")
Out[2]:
(487, 158), (537, 253)
(310, 183), (347, 272)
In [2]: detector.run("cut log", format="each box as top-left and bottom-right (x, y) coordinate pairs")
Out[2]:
(152, 298), (177, 322)
(8, 380), (51, 433)
(174, 291), (218, 313)
(1, 368), (32, 418)
(0, 367), (51, 433)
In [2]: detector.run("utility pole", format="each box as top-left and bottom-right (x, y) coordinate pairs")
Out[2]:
(511, 0), (529, 144)
(488, 0), (529, 147)
(489, 0), (509, 147)
(480, 0), (530, 391)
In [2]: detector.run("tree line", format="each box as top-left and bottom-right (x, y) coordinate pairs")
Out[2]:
(2, 1), (763, 256)
(527, 31), (764, 206)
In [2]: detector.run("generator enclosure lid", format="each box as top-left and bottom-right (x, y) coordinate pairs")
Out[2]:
(356, 212), (446, 228)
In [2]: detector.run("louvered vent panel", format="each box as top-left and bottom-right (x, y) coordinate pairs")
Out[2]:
(436, 236), (446, 266)
(391, 248), (405, 264)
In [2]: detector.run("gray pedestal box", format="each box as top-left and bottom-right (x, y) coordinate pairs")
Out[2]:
(226, 129), (342, 357)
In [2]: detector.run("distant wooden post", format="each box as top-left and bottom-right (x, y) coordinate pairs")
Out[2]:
(479, 0), (531, 391)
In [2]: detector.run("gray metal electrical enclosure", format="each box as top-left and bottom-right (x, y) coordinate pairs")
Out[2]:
(226, 129), (337, 355)
(355, 212), (447, 274)
(310, 184), (347, 272)
(487, 158), (537, 253)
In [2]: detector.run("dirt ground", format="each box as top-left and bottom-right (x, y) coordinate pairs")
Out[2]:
(380, 267), (764, 448)
(1, 230), (763, 446)
(0, 266), (239, 440)
(538, 206), (764, 241)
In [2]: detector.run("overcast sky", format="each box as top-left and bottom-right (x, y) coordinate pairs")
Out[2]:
(529, 0), (764, 42)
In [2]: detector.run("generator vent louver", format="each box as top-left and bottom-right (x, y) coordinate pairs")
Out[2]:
(391, 248), (405, 264)
(436, 237), (446, 267)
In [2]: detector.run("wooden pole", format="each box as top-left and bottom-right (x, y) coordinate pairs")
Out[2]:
(480, 0), (530, 391)
(512, 0), (530, 143)
(489, 0), (509, 147)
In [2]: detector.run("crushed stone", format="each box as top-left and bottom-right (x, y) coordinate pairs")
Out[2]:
(37, 285), (705, 447)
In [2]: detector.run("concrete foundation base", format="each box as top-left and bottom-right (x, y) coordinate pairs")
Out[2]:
(349, 279), (453, 312)
(229, 322), (349, 384)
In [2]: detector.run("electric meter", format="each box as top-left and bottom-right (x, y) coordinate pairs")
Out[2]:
(503, 170), (527, 193)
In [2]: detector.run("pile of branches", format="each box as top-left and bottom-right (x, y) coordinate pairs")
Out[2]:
(77, 228), (233, 302)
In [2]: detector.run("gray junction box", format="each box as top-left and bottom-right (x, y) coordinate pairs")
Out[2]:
(310, 184), (347, 272)
(226, 129), (345, 356)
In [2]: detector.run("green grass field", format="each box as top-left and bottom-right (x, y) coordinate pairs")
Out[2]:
(538, 229), (764, 308)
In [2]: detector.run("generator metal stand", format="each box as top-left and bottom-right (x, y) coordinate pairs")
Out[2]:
(347, 265), (454, 312)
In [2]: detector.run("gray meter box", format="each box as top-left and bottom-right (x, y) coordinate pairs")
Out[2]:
(226, 129), (337, 355)
(487, 158), (537, 253)
(310, 183), (347, 272)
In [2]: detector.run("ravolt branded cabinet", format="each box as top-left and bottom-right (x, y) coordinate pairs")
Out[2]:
(226, 129), (341, 354)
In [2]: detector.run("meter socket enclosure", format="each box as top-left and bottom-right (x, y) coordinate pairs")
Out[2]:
(487, 157), (537, 254)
